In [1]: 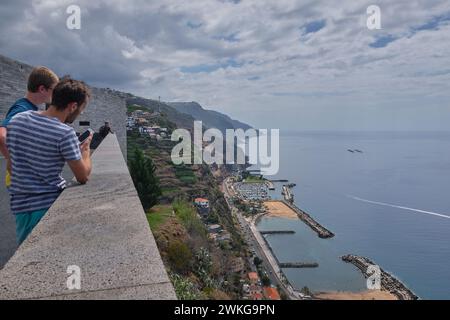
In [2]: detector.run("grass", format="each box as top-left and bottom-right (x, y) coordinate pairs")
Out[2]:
(146, 205), (173, 230)
(173, 199), (207, 238)
(127, 104), (151, 113)
(174, 164), (197, 184)
(243, 175), (265, 183)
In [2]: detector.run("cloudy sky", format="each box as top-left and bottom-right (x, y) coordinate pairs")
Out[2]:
(0, 0), (449, 130)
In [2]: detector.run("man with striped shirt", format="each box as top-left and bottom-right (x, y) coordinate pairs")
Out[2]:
(6, 77), (93, 244)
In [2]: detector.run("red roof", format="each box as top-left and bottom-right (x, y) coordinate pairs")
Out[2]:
(252, 292), (263, 300)
(248, 272), (259, 281)
(264, 287), (281, 300)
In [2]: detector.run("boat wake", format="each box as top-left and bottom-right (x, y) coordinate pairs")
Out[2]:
(347, 195), (450, 220)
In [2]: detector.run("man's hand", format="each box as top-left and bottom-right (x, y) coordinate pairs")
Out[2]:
(68, 133), (93, 185)
(80, 133), (93, 156)
(0, 127), (9, 159)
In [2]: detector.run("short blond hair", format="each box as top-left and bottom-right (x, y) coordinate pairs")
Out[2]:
(27, 66), (59, 92)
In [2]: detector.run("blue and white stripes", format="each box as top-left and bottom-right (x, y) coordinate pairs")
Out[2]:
(7, 111), (81, 214)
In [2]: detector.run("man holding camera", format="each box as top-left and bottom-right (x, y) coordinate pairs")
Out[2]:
(6, 77), (93, 244)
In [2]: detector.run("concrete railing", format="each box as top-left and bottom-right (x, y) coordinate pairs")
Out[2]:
(0, 134), (176, 299)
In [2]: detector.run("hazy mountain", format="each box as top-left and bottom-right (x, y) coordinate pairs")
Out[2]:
(168, 101), (252, 133)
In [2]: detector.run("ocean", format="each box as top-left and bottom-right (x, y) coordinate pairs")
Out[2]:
(256, 131), (450, 299)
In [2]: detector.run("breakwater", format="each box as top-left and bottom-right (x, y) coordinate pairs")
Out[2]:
(260, 230), (295, 235)
(341, 254), (419, 300)
(283, 201), (335, 238)
(279, 262), (319, 268)
(282, 185), (294, 203)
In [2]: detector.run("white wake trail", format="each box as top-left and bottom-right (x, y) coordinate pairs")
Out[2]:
(348, 195), (450, 220)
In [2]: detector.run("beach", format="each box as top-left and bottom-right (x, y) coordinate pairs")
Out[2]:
(264, 201), (298, 219)
(315, 290), (397, 300)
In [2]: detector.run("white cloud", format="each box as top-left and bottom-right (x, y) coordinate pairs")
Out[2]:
(0, 0), (449, 130)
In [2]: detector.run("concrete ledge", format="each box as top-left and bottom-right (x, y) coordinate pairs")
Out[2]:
(0, 134), (176, 300)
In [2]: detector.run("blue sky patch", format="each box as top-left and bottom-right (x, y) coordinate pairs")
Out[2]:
(302, 20), (326, 35)
(180, 59), (243, 74)
(369, 34), (397, 48)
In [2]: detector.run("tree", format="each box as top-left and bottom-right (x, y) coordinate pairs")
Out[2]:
(129, 148), (161, 211)
(253, 256), (263, 267)
(261, 274), (271, 287)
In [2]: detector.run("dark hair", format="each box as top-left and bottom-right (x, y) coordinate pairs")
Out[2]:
(51, 78), (91, 111)
(27, 66), (59, 92)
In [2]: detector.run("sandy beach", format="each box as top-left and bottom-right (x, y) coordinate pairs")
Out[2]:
(315, 290), (398, 300)
(264, 200), (299, 219)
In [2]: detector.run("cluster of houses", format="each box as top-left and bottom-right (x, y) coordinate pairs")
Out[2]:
(193, 198), (232, 245)
(127, 109), (169, 140)
(193, 198), (281, 300)
(242, 272), (281, 300)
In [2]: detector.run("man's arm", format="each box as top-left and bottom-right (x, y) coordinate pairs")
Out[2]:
(67, 134), (92, 184)
(0, 127), (12, 173)
(1, 104), (28, 168)
(0, 127), (8, 159)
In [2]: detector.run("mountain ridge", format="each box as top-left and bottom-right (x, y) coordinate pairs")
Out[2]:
(168, 101), (252, 133)
(0, 53), (251, 135)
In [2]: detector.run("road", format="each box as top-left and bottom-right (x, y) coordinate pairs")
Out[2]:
(222, 177), (302, 300)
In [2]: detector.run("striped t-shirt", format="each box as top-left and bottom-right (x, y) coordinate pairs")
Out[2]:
(6, 111), (81, 214)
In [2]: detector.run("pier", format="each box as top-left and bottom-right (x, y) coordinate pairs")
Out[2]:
(260, 230), (295, 235)
(265, 180), (275, 190)
(281, 185), (294, 203)
(283, 201), (335, 238)
(279, 262), (319, 268)
(342, 254), (418, 300)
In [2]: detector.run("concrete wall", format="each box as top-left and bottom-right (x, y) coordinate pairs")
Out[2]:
(0, 135), (176, 299)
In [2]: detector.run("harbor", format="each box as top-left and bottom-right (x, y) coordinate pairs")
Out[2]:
(226, 171), (420, 299)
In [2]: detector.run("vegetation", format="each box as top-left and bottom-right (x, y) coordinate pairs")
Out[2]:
(129, 148), (161, 210)
(127, 112), (249, 300)
(174, 164), (197, 184)
(146, 205), (173, 230)
(169, 272), (204, 300)
(173, 199), (207, 237)
(127, 104), (150, 113)
(244, 174), (265, 183)
(193, 247), (215, 289)
(253, 256), (263, 267)
(167, 241), (193, 274)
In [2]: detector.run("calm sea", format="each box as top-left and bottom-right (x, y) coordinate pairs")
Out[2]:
(256, 131), (450, 299)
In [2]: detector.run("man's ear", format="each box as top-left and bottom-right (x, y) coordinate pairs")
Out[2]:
(68, 102), (78, 112)
(38, 85), (47, 94)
